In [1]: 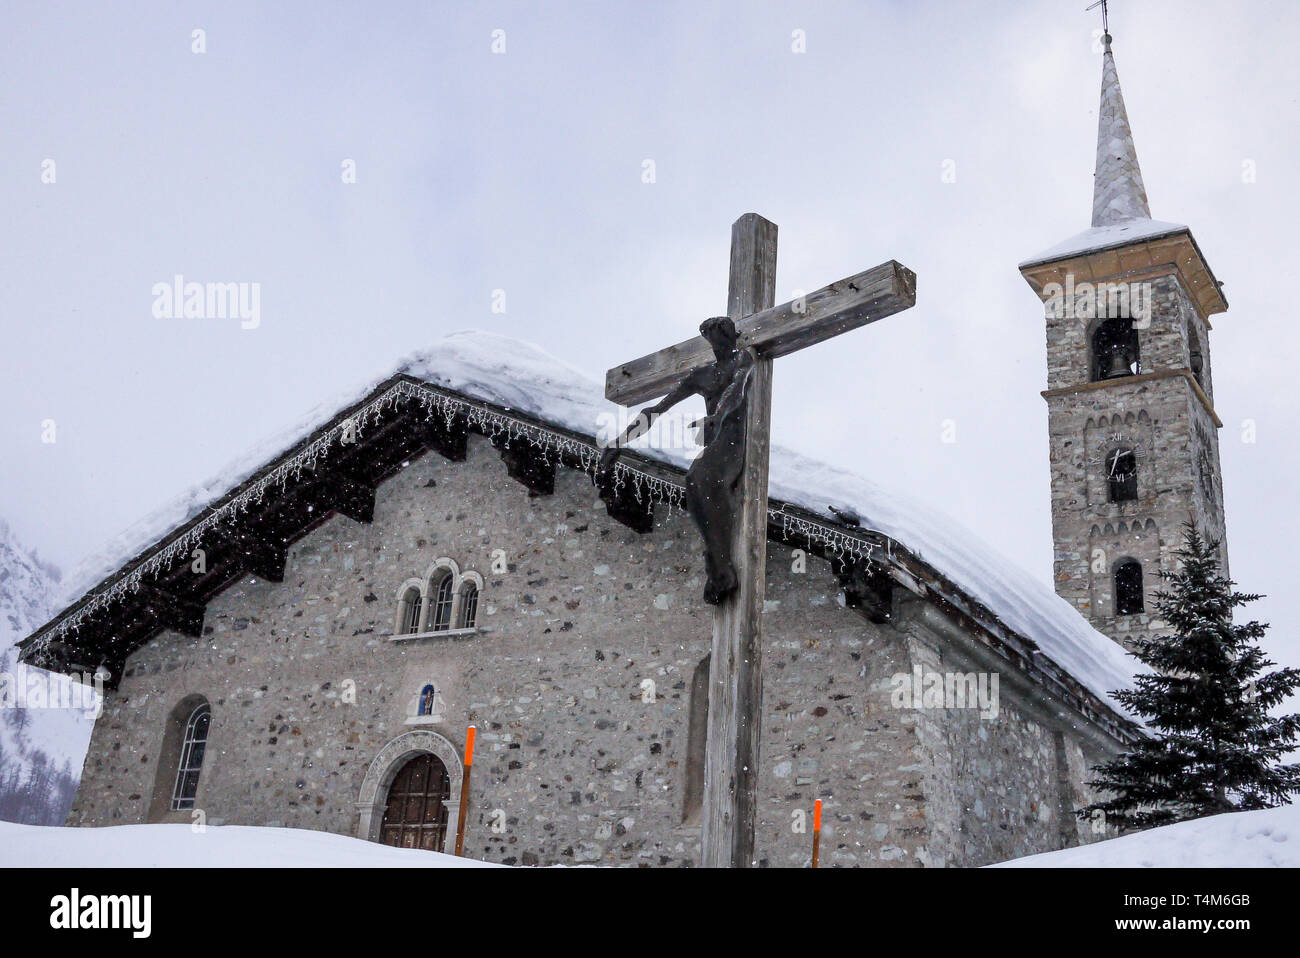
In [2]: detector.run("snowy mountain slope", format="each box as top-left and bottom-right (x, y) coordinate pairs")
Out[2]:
(0, 821), (502, 867)
(0, 519), (94, 823)
(49, 330), (1142, 716)
(991, 802), (1299, 868)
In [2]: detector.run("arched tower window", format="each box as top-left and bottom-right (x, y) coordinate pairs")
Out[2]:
(171, 703), (211, 810)
(1187, 323), (1205, 389)
(458, 582), (479, 628)
(400, 586), (423, 635)
(1114, 559), (1144, 615)
(430, 574), (455, 631)
(418, 684), (437, 717)
(1091, 318), (1140, 382)
(1106, 448), (1138, 502)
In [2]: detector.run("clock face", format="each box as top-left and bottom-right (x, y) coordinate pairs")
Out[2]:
(1104, 449), (1137, 480)
(1085, 435), (1145, 469)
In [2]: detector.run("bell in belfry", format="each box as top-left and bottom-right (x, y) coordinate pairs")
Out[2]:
(1104, 342), (1135, 379)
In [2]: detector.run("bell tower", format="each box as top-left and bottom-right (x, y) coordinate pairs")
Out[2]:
(1018, 31), (1230, 651)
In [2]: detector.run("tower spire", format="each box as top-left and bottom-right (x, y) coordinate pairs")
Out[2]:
(1091, 30), (1152, 226)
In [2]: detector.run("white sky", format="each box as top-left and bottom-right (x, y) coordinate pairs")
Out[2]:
(2, 0), (1297, 673)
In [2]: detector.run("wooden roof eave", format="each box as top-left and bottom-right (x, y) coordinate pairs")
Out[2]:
(18, 376), (1142, 744)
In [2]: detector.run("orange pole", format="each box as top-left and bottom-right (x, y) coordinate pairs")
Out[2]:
(454, 725), (476, 856)
(811, 799), (822, 868)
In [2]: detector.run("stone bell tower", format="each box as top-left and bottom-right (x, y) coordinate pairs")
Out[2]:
(1018, 31), (1230, 651)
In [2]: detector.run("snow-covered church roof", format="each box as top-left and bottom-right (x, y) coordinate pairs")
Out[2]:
(23, 331), (1143, 736)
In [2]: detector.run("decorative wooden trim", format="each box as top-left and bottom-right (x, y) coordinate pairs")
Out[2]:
(1019, 227), (1226, 322)
(495, 437), (556, 496)
(19, 374), (1140, 748)
(598, 479), (655, 533)
(141, 588), (204, 638)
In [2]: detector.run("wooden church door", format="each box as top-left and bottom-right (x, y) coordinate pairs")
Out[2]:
(380, 753), (451, 850)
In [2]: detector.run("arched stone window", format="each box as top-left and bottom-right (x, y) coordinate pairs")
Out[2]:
(395, 561), (482, 640)
(418, 684), (437, 717)
(458, 582), (479, 629)
(1091, 318), (1140, 382)
(1115, 559), (1144, 615)
(394, 579), (426, 636)
(171, 702), (210, 811)
(1106, 448), (1138, 502)
(148, 694), (212, 821)
(1188, 323), (1205, 388)
(430, 573), (455, 631)
(400, 586), (423, 635)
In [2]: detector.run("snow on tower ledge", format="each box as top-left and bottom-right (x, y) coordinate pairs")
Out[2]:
(1019, 34), (1227, 319)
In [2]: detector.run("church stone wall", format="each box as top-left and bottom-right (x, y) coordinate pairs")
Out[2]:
(68, 434), (1121, 866)
(900, 608), (1116, 866)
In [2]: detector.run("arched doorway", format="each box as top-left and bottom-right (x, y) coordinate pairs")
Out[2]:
(356, 730), (464, 852)
(379, 753), (451, 850)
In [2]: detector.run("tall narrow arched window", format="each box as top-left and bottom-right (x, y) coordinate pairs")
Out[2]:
(1115, 559), (1144, 615)
(418, 684), (437, 717)
(1106, 448), (1138, 502)
(401, 587), (423, 635)
(1188, 324), (1205, 389)
(171, 703), (210, 810)
(459, 583), (479, 629)
(431, 574), (455, 631)
(1092, 318), (1141, 382)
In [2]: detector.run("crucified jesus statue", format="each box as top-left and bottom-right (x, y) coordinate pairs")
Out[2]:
(598, 316), (755, 606)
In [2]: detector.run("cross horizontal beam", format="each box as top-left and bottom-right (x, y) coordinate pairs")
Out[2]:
(605, 259), (916, 406)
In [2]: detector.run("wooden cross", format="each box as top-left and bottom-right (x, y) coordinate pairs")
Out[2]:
(604, 213), (916, 867)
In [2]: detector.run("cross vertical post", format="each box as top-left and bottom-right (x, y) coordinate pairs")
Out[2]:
(701, 213), (777, 868)
(602, 213), (915, 868)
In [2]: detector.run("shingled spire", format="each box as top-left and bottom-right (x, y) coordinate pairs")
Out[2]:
(1091, 32), (1151, 227)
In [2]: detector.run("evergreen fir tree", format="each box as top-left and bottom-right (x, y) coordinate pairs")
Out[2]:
(1081, 522), (1300, 830)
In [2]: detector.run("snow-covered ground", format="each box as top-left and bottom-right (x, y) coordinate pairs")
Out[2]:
(992, 803), (1299, 868)
(0, 821), (501, 868)
(9, 804), (1296, 868)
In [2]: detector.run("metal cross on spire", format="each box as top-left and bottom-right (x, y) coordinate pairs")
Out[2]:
(1086, 0), (1110, 35)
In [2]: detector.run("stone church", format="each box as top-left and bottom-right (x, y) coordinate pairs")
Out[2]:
(20, 33), (1229, 867)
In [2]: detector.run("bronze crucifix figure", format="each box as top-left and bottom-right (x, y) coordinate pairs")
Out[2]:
(600, 315), (755, 605)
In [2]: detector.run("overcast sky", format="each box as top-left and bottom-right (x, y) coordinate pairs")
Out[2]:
(3, 0), (1298, 671)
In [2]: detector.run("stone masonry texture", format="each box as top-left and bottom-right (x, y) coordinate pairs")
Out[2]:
(1043, 270), (1227, 653)
(68, 433), (1121, 866)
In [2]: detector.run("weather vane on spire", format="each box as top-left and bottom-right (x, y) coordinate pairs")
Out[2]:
(1086, 0), (1110, 36)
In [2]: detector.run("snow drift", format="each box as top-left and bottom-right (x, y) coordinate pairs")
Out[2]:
(991, 802), (1299, 868)
(0, 821), (501, 868)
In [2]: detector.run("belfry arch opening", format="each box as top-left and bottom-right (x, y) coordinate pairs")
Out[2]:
(1091, 318), (1141, 382)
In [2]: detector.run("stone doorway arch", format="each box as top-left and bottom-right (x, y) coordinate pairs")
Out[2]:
(355, 730), (463, 853)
